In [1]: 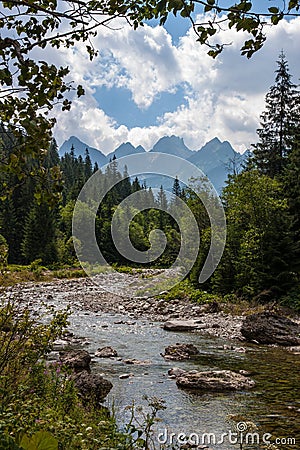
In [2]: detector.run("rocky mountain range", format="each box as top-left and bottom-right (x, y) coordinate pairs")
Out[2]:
(59, 135), (248, 192)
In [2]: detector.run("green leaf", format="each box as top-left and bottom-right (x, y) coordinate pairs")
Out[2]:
(20, 431), (58, 450)
(77, 85), (85, 97)
(271, 14), (282, 25)
(0, 434), (23, 450)
(268, 7), (279, 14)
(288, 0), (299, 10)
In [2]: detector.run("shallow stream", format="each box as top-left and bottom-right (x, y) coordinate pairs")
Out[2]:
(16, 278), (299, 450)
(66, 307), (300, 449)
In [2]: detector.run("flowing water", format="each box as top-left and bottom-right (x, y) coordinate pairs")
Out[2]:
(63, 307), (300, 449)
(19, 277), (299, 450)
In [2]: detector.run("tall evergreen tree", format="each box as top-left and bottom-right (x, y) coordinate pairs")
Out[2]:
(22, 202), (57, 264)
(253, 52), (300, 177)
(119, 165), (132, 199)
(46, 139), (60, 168)
(283, 129), (300, 273)
(0, 198), (19, 263)
(93, 162), (99, 173)
(172, 176), (181, 198)
(84, 148), (93, 180)
(157, 185), (168, 210)
(132, 177), (141, 192)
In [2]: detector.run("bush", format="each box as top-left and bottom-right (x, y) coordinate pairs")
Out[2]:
(156, 278), (222, 304)
(280, 286), (300, 311)
(0, 300), (131, 449)
(0, 234), (8, 274)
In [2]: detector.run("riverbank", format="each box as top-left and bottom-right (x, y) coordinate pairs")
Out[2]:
(2, 271), (300, 449)
(5, 272), (247, 342)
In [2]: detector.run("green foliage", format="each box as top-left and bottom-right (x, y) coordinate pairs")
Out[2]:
(0, 434), (23, 449)
(280, 286), (300, 311)
(19, 431), (58, 450)
(214, 170), (296, 297)
(123, 396), (166, 450)
(21, 202), (57, 265)
(112, 265), (134, 274)
(0, 301), (134, 449)
(52, 268), (86, 279)
(252, 52), (300, 177)
(0, 234), (8, 273)
(157, 278), (221, 304)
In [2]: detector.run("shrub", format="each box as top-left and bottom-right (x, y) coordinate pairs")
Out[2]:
(0, 300), (131, 449)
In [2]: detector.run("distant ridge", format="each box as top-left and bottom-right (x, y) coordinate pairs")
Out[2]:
(59, 135), (248, 192)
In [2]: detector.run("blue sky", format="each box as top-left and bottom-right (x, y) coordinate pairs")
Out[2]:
(52, 4), (300, 154)
(95, 84), (189, 128)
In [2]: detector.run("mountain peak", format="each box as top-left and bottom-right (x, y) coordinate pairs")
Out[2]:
(107, 142), (145, 160)
(151, 135), (193, 159)
(208, 137), (221, 145)
(59, 136), (107, 166)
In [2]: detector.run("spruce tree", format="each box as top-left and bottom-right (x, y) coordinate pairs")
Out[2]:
(22, 202), (57, 264)
(172, 176), (181, 198)
(283, 129), (300, 272)
(253, 52), (300, 177)
(46, 139), (60, 168)
(0, 198), (19, 263)
(84, 148), (93, 180)
(119, 165), (132, 199)
(132, 177), (141, 192)
(157, 185), (168, 210)
(157, 185), (168, 230)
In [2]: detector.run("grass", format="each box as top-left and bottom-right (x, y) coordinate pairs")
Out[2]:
(155, 278), (222, 303)
(154, 279), (284, 316)
(0, 264), (86, 288)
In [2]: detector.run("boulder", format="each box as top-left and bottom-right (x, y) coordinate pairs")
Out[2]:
(163, 320), (198, 331)
(176, 370), (255, 391)
(73, 371), (113, 404)
(241, 312), (300, 346)
(162, 343), (199, 361)
(168, 367), (186, 378)
(123, 358), (151, 365)
(59, 349), (91, 373)
(95, 346), (118, 358)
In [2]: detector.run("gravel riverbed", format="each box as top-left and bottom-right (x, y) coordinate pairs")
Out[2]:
(3, 271), (244, 342)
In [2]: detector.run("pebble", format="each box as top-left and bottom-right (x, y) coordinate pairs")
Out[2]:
(4, 273), (245, 342)
(119, 373), (134, 379)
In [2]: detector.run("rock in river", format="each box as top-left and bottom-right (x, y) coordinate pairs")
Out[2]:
(241, 312), (300, 346)
(175, 369), (255, 391)
(123, 358), (152, 365)
(59, 349), (91, 373)
(163, 320), (199, 331)
(73, 371), (113, 404)
(162, 343), (199, 361)
(95, 346), (118, 358)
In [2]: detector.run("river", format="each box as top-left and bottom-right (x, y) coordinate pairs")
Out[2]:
(7, 276), (300, 449)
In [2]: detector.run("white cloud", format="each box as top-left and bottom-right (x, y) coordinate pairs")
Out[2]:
(52, 16), (300, 154)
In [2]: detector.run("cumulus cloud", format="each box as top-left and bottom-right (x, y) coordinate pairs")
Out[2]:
(52, 16), (300, 154)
